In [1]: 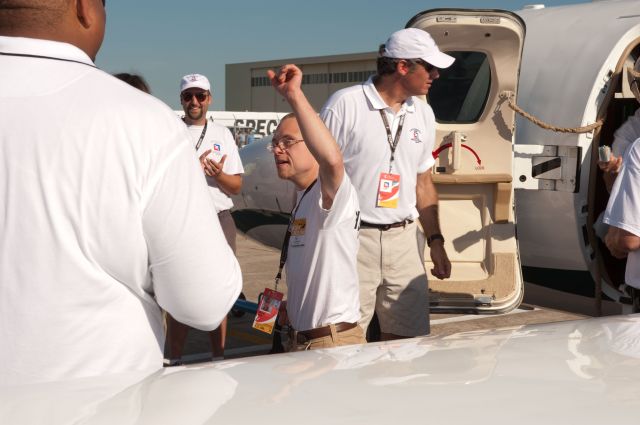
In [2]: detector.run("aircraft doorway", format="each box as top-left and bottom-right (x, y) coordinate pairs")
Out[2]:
(408, 9), (526, 314)
(589, 42), (640, 312)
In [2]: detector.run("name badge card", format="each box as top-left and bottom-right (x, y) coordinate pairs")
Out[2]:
(376, 173), (400, 209)
(290, 218), (306, 247)
(253, 288), (284, 334)
(207, 142), (224, 163)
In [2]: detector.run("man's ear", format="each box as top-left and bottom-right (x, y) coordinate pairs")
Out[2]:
(75, 0), (98, 29)
(396, 59), (411, 76)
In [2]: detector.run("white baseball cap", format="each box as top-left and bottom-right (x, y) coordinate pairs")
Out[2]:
(180, 74), (210, 92)
(383, 28), (455, 69)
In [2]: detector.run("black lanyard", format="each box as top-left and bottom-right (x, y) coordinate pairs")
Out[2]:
(379, 110), (406, 173)
(274, 179), (317, 291)
(192, 121), (208, 151)
(0, 52), (96, 68)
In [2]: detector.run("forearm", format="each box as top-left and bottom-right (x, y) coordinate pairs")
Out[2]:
(214, 173), (242, 195)
(417, 170), (451, 278)
(416, 172), (441, 237)
(286, 89), (342, 173)
(606, 226), (640, 254)
(145, 146), (242, 330)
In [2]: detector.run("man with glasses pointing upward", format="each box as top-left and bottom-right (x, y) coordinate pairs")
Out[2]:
(268, 64), (365, 351)
(165, 74), (244, 363)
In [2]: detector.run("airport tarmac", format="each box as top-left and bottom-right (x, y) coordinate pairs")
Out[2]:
(171, 232), (587, 364)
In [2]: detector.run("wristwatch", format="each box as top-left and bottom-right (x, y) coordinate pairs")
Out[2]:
(427, 233), (444, 247)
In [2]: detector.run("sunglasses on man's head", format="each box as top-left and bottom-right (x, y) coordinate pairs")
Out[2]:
(181, 92), (208, 103)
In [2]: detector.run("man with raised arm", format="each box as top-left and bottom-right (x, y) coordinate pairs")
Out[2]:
(0, 0), (241, 384)
(267, 64), (365, 351)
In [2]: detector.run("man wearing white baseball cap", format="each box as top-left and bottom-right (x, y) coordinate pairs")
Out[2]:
(166, 73), (245, 363)
(320, 28), (453, 341)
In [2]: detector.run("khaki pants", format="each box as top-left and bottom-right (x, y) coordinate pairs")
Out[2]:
(287, 324), (366, 352)
(357, 221), (429, 337)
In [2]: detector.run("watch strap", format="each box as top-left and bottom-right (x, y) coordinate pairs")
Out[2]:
(427, 233), (444, 247)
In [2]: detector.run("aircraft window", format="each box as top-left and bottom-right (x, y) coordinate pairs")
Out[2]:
(428, 52), (491, 123)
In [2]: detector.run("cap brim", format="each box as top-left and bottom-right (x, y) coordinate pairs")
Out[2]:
(423, 51), (455, 69)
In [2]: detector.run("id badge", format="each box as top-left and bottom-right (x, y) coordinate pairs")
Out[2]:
(253, 288), (284, 334)
(290, 218), (306, 247)
(207, 142), (224, 163)
(376, 173), (401, 208)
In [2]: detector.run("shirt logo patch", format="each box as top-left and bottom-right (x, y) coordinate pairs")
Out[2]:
(410, 128), (423, 143)
(213, 144), (221, 151)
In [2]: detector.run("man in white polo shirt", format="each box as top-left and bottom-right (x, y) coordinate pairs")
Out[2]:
(268, 64), (365, 351)
(321, 28), (452, 340)
(165, 73), (244, 362)
(0, 0), (241, 385)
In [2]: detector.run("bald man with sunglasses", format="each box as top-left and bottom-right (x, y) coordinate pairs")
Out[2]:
(0, 0), (241, 384)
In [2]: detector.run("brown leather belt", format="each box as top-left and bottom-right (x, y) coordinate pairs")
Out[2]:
(360, 219), (413, 231)
(293, 322), (358, 343)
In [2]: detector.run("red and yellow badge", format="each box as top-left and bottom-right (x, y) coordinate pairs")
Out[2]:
(376, 172), (400, 209)
(252, 288), (284, 334)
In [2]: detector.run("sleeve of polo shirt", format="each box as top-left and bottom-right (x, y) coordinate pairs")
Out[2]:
(142, 123), (242, 330)
(604, 140), (640, 237)
(612, 109), (640, 158)
(320, 102), (347, 151)
(319, 172), (360, 230)
(417, 105), (437, 173)
(221, 126), (244, 175)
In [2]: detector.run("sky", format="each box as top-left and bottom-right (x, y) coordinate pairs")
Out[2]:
(96, 0), (589, 110)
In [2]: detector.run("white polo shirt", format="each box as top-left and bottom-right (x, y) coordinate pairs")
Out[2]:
(612, 108), (640, 158)
(320, 77), (436, 224)
(187, 122), (244, 212)
(604, 139), (640, 289)
(0, 36), (242, 385)
(285, 174), (361, 331)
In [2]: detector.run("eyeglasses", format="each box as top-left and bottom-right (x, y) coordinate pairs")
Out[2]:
(181, 91), (208, 103)
(266, 137), (304, 152)
(411, 59), (437, 73)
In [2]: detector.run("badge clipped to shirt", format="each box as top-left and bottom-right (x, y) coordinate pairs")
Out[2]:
(252, 288), (284, 334)
(290, 218), (306, 247)
(376, 172), (401, 209)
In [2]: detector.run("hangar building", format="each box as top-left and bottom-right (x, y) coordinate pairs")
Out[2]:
(225, 52), (377, 112)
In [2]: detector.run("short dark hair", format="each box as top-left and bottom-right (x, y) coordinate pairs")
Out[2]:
(114, 73), (151, 94)
(376, 43), (419, 76)
(0, 0), (67, 32)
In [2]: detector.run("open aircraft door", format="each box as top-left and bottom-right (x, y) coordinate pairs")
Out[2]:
(407, 10), (525, 313)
